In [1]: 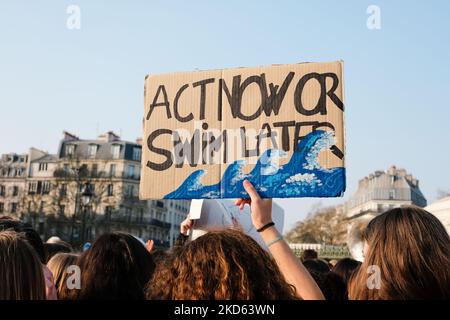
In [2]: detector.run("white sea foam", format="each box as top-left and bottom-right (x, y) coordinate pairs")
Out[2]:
(285, 173), (319, 184)
(260, 149), (287, 176)
(303, 131), (336, 170)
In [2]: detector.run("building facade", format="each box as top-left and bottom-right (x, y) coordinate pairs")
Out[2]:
(0, 131), (191, 248)
(0, 153), (29, 218)
(425, 196), (450, 234)
(345, 165), (427, 260)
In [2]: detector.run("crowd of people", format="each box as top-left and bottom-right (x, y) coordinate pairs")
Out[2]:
(1, 180), (449, 300)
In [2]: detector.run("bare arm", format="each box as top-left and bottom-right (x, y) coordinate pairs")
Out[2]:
(236, 180), (325, 300)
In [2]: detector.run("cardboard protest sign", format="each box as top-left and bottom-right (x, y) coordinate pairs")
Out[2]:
(140, 61), (345, 199)
(188, 199), (284, 250)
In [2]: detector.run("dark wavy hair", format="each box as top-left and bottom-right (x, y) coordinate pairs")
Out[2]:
(146, 229), (297, 300)
(76, 232), (155, 300)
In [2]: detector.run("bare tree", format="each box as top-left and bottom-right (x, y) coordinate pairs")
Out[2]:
(285, 205), (347, 245)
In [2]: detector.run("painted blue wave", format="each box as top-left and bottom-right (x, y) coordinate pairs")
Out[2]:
(164, 130), (346, 199)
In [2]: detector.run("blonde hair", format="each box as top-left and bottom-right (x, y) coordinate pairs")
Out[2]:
(0, 230), (46, 300)
(47, 253), (79, 300)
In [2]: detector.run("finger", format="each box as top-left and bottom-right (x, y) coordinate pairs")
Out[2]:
(146, 240), (154, 253)
(243, 179), (261, 201)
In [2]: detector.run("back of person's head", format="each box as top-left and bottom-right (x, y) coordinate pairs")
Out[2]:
(146, 229), (297, 300)
(77, 232), (155, 300)
(44, 242), (72, 263)
(332, 258), (361, 285)
(47, 252), (79, 300)
(301, 249), (318, 262)
(0, 219), (46, 264)
(303, 258), (330, 274)
(0, 230), (46, 300)
(309, 271), (347, 300)
(349, 206), (450, 300)
(150, 249), (169, 266)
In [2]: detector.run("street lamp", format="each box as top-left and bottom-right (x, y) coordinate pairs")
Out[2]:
(80, 182), (93, 244)
(81, 182), (93, 206)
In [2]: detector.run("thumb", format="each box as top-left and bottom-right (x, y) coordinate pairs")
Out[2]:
(243, 179), (260, 201)
(146, 240), (154, 252)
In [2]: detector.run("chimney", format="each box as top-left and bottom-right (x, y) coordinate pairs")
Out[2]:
(388, 165), (396, 175)
(98, 131), (120, 142)
(63, 131), (79, 141)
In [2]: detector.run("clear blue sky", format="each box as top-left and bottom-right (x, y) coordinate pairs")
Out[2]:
(1, 1), (449, 230)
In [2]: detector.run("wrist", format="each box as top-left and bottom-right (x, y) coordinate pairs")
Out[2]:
(258, 224), (280, 242)
(257, 222), (275, 233)
(254, 219), (272, 230)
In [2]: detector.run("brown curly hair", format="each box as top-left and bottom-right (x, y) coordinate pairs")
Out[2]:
(146, 229), (297, 300)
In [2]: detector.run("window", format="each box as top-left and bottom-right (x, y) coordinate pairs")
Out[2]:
(111, 145), (121, 159)
(63, 163), (70, 172)
(38, 163), (48, 171)
(42, 181), (51, 194)
(60, 184), (67, 197)
(92, 163), (98, 177)
(127, 165), (135, 178)
(389, 189), (395, 200)
(132, 147), (141, 161)
(136, 168), (140, 179)
(59, 205), (65, 215)
(0, 185), (5, 196)
(28, 182), (37, 194)
(65, 144), (75, 157)
(125, 207), (132, 223)
(88, 144), (98, 158)
(125, 185), (134, 197)
(12, 186), (19, 196)
(110, 164), (116, 177)
(39, 201), (44, 212)
(107, 184), (114, 196)
(0, 202), (3, 213)
(11, 203), (18, 213)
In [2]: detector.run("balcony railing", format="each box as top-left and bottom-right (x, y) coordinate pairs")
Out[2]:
(106, 215), (171, 229)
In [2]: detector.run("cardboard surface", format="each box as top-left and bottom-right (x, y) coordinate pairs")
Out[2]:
(140, 61), (345, 199)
